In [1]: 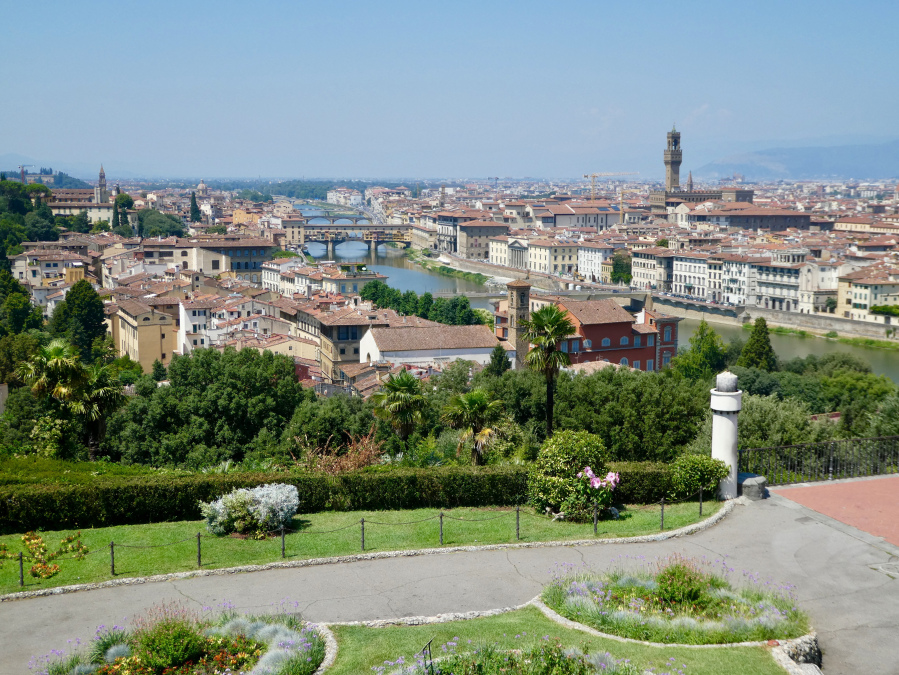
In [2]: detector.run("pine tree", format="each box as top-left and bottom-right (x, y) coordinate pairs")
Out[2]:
(737, 317), (778, 372)
(190, 192), (202, 222)
(485, 343), (511, 377)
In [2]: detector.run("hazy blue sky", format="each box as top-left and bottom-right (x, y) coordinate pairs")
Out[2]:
(2, 0), (896, 180)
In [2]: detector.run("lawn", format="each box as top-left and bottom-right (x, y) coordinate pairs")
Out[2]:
(328, 606), (788, 675)
(0, 501), (719, 595)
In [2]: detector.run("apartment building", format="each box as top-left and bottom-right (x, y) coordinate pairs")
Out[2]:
(528, 239), (578, 275)
(113, 299), (178, 370)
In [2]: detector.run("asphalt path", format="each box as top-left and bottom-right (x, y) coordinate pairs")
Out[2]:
(2, 493), (898, 675)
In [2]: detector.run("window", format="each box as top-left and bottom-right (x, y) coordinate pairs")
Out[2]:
(647, 359), (654, 371)
(601, 337), (610, 347)
(634, 361), (640, 370)
(663, 326), (672, 341)
(339, 347), (345, 355)
(560, 341), (568, 353)
(212, 260), (220, 270)
(181, 251), (188, 257)
(161, 333), (165, 339)
(620, 336), (629, 346)
(663, 353), (671, 366)
(193, 339), (197, 346)
(620, 357), (629, 366)
(634, 336), (641, 347)
(200, 339), (204, 345)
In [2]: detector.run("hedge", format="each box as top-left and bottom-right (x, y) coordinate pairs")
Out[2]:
(0, 463), (675, 533)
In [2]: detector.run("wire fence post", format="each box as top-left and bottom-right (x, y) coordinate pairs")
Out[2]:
(360, 518), (365, 551)
(593, 501), (598, 536)
(110, 541), (115, 576)
(281, 525), (286, 559)
(18, 552), (23, 587)
(196, 532), (201, 568)
(699, 486), (703, 516)
(660, 498), (665, 531)
(516, 505), (520, 541)
(439, 511), (444, 546)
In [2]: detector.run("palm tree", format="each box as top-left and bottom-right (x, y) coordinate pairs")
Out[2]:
(441, 389), (504, 465)
(16, 338), (85, 403)
(521, 304), (575, 439)
(69, 361), (126, 459)
(370, 369), (425, 442)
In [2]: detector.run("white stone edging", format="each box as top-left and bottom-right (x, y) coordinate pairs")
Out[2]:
(312, 622), (338, 675)
(0, 499), (740, 603)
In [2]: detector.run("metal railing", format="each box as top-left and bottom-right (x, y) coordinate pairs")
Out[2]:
(739, 435), (899, 486)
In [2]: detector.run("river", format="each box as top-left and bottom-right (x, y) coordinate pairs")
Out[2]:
(304, 223), (899, 381)
(304, 241), (493, 308)
(679, 318), (899, 382)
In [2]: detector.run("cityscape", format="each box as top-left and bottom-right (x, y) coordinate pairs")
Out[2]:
(1, 2), (898, 675)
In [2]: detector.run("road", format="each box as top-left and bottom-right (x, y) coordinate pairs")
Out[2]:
(2, 492), (897, 674)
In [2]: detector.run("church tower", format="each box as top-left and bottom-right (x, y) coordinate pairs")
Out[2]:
(506, 279), (531, 368)
(687, 171), (693, 192)
(94, 165), (109, 204)
(664, 126), (682, 191)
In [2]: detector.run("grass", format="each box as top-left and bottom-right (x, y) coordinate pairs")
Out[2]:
(543, 559), (808, 645)
(405, 248), (490, 283)
(0, 456), (170, 486)
(835, 335), (899, 351)
(743, 324), (810, 338)
(0, 502), (720, 596)
(328, 606), (788, 675)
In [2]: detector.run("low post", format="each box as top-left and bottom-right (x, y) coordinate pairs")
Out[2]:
(281, 525), (286, 559)
(699, 486), (703, 516)
(360, 518), (365, 551)
(110, 541), (115, 576)
(593, 501), (598, 536)
(710, 371), (742, 499)
(516, 505), (520, 541)
(439, 511), (444, 546)
(197, 532), (201, 568)
(18, 552), (23, 587)
(660, 498), (665, 531)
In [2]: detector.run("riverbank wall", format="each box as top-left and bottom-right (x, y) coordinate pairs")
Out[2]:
(653, 298), (899, 342)
(439, 254), (570, 292)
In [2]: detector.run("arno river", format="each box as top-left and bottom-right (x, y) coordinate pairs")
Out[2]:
(306, 240), (899, 382)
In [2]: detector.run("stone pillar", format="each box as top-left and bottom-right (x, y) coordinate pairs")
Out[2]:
(710, 371), (742, 499)
(326, 240), (334, 259)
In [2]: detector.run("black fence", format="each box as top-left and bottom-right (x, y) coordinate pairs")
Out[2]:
(739, 435), (899, 486)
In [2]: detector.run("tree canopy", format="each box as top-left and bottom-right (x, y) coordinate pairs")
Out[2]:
(737, 318), (777, 371)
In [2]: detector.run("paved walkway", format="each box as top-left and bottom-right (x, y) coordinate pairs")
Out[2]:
(772, 475), (899, 547)
(2, 493), (898, 675)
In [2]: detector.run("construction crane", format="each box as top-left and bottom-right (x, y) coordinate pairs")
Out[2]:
(487, 177), (500, 200)
(582, 171), (639, 203)
(18, 165), (33, 184)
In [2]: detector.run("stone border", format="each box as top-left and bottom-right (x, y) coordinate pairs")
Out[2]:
(0, 499), (741, 603)
(312, 623), (338, 675)
(316, 594), (819, 674)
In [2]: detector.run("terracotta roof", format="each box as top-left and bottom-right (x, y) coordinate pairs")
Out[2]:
(369, 324), (499, 352)
(559, 299), (634, 326)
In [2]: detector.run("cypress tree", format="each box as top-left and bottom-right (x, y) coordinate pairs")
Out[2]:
(111, 203), (120, 230)
(190, 191), (202, 222)
(737, 317), (778, 371)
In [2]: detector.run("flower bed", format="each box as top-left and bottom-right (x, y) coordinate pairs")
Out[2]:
(375, 639), (642, 675)
(31, 603), (325, 675)
(543, 555), (809, 645)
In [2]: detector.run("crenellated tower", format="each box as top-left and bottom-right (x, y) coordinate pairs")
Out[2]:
(664, 126), (682, 191)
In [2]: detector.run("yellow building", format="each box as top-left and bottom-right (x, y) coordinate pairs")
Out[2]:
(232, 209), (262, 225)
(114, 299), (178, 371)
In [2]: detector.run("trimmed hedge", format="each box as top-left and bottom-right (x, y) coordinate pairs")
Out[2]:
(608, 462), (674, 505)
(0, 463), (676, 533)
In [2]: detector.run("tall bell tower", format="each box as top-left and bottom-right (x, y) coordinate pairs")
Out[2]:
(664, 126), (682, 192)
(506, 279), (531, 368)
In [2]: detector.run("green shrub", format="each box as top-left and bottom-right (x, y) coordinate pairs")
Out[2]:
(135, 617), (206, 671)
(0, 462), (680, 532)
(670, 454), (729, 500)
(607, 461), (673, 504)
(528, 430), (610, 513)
(656, 560), (712, 609)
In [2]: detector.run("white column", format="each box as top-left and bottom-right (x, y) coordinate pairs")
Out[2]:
(710, 371), (742, 499)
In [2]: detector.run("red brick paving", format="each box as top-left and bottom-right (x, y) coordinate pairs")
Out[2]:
(771, 475), (899, 546)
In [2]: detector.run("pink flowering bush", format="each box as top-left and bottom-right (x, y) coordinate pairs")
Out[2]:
(560, 466), (621, 522)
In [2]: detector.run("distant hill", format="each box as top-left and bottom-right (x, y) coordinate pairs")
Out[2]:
(695, 140), (899, 181)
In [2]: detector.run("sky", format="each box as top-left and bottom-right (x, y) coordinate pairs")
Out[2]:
(1, 0), (897, 180)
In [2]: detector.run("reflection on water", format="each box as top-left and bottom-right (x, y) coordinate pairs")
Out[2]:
(305, 241), (492, 309)
(680, 318), (899, 382)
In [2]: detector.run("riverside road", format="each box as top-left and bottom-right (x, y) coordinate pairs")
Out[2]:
(2, 486), (898, 675)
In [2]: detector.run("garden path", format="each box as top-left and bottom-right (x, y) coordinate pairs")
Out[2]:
(2, 491), (898, 675)
(771, 474), (899, 547)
